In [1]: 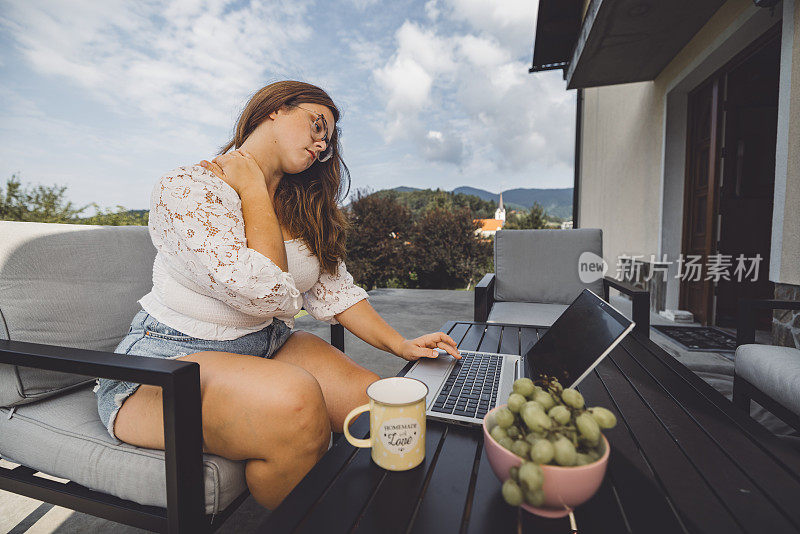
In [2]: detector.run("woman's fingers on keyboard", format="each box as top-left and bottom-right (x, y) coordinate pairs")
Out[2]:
(436, 341), (461, 358)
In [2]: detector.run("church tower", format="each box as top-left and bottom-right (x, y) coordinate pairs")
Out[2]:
(494, 193), (506, 222)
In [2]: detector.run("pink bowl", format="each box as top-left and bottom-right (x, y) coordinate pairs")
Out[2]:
(482, 404), (610, 518)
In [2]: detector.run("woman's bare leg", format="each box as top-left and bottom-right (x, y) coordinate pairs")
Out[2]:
(112, 351), (331, 509)
(271, 331), (381, 433)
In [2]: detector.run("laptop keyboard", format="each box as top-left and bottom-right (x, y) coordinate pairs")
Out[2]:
(430, 351), (501, 419)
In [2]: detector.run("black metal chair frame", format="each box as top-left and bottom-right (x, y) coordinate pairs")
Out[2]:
(474, 273), (650, 338)
(0, 324), (345, 533)
(734, 299), (800, 434)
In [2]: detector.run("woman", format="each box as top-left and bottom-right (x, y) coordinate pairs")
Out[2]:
(94, 80), (459, 510)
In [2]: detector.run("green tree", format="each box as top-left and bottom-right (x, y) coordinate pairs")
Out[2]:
(409, 207), (493, 290)
(0, 175), (86, 222)
(374, 189), (497, 220)
(0, 175), (148, 225)
(345, 190), (413, 290)
(503, 202), (546, 230)
(79, 206), (149, 226)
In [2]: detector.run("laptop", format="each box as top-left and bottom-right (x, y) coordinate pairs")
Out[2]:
(404, 289), (635, 426)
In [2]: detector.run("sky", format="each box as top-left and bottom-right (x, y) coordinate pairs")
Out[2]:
(0, 0), (576, 212)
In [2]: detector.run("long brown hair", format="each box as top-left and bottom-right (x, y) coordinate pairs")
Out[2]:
(219, 81), (350, 275)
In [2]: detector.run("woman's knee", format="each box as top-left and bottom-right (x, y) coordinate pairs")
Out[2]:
(271, 367), (331, 456)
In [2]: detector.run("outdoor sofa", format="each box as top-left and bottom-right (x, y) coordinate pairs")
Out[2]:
(474, 229), (650, 337)
(734, 298), (800, 434)
(0, 220), (344, 533)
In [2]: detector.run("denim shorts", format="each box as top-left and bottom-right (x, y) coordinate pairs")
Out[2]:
(94, 309), (292, 439)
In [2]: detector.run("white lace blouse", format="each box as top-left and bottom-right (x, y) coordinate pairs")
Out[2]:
(137, 164), (369, 341)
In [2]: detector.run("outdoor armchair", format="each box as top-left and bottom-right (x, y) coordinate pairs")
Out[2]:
(734, 298), (800, 434)
(0, 221), (344, 533)
(474, 229), (650, 337)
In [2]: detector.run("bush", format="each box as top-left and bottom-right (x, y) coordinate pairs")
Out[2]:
(346, 191), (492, 290)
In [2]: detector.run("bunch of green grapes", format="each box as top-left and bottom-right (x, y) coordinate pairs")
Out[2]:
(489, 376), (617, 507)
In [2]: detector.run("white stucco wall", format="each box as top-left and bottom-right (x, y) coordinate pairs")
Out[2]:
(774, 0), (800, 284)
(580, 82), (663, 274)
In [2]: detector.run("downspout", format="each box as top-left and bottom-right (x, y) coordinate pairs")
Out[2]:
(573, 88), (583, 228)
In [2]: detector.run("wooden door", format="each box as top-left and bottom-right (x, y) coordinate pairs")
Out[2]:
(714, 31), (779, 328)
(680, 80), (721, 325)
(681, 27), (780, 327)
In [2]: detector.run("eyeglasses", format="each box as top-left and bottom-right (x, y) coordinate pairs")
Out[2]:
(290, 104), (333, 162)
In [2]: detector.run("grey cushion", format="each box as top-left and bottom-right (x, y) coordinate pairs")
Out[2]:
(0, 385), (246, 514)
(487, 302), (569, 327)
(494, 229), (603, 305)
(736, 344), (800, 416)
(0, 221), (156, 407)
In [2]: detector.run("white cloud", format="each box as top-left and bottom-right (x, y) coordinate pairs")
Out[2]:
(371, 4), (574, 177)
(394, 21), (456, 76)
(1, 0), (313, 129)
(345, 35), (386, 71)
(425, 0), (440, 21)
(443, 0), (538, 54)
(421, 129), (464, 165)
(374, 56), (433, 113)
(373, 21), (457, 138)
(456, 34), (509, 68)
(348, 0), (379, 10)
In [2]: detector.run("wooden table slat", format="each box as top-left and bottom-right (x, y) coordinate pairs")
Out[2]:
(294, 446), (386, 534)
(625, 335), (800, 479)
(578, 369), (687, 534)
(407, 426), (482, 534)
(459, 325), (485, 352)
(612, 340), (800, 531)
(557, 474), (632, 534)
(594, 357), (745, 533)
(447, 322), (471, 347)
(479, 325), (502, 353)
(463, 443), (524, 534)
(350, 424), (447, 534)
(498, 326), (519, 355)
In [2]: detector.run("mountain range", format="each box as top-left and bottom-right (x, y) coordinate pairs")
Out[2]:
(393, 186), (573, 219)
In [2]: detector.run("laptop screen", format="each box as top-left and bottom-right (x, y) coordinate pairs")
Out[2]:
(523, 289), (634, 388)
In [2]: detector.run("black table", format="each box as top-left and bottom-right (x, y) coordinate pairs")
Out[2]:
(261, 321), (800, 533)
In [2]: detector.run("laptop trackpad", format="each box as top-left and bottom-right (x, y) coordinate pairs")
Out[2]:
(406, 357), (455, 407)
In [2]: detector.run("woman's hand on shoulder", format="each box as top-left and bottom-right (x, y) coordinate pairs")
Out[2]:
(396, 332), (461, 362)
(199, 150), (266, 197)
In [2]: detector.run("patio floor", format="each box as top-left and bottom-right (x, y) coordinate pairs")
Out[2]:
(1, 288), (796, 533)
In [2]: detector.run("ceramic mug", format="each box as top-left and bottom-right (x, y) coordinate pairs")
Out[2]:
(343, 377), (428, 471)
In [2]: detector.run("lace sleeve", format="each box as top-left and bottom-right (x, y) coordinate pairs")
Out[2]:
(149, 166), (302, 317)
(302, 260), (369, 324)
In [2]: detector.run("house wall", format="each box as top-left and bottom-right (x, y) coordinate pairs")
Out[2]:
(580, 82), (663, 273)
(579, 0), (799, 312)
(776, 0), (800, 285)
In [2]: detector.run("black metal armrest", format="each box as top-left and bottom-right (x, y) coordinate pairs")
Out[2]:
(474, 273), (496, 323)
(330, 324), (345, 352)
(602, 276), (650, 338)
(737, 299), (800, 346)
(0, 339), (206, 533)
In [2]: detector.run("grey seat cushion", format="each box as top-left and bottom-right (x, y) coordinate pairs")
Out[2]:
(487, 302), (569, 327)
(736, 344), (800, 416)
(0, 385), (247, 514)
(494, 229), (603, 305)
(0, 221), (156, 407)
